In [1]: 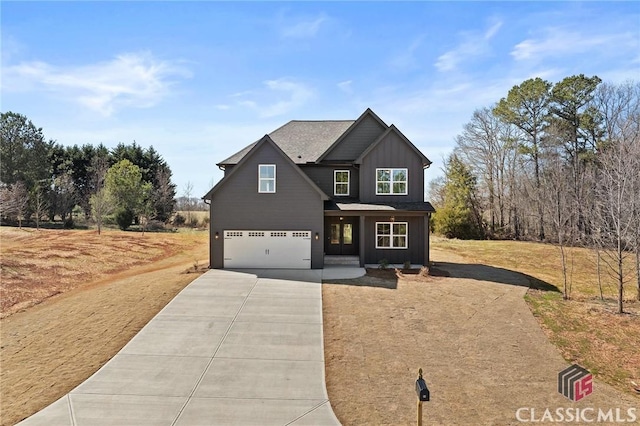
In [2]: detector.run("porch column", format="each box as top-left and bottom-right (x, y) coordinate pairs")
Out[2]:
(359, 215), (365, 267)
(423, 214), (430, 266)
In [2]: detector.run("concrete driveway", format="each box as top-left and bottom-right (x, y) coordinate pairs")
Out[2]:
(18, 269), (356, 426)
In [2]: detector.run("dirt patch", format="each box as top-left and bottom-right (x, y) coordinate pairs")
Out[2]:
(323, 249), (639, 425)
(0, 227), (209, 426)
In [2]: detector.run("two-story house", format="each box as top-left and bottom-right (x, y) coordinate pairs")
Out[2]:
(203, 108), (435, 269)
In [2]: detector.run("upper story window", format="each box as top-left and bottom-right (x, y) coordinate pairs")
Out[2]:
(376, 168), (407, 195)
(258, 164), (276, 193)
(334, 170), (350, 196)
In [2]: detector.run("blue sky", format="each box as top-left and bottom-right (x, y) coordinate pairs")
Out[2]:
(2, 2), (639, 198)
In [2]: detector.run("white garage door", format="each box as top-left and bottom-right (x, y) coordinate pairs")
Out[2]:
(223, 230), (312, 269)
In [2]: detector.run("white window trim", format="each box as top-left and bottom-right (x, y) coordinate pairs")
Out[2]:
(375, 168), (408, 195)
(334, 170), (350, 196)
(258, 164), (276, 193)
(375, 221), (408, 249)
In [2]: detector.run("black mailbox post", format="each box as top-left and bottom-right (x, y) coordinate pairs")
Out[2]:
(415, 368), (429, 426)
(416, 376), (430, 401)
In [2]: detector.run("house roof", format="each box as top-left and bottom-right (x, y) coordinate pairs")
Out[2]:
(217, 108), (431, 169)
(204, 135), (329, 201)
(218, 120), (355, 166)
(325, 200), (436, 213)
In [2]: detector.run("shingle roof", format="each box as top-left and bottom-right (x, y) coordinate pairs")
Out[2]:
(218, 120), (354, 165)
(219, 142), (257, 165)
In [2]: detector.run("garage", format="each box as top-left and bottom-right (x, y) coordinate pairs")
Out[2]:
(223, 230), (312, 269)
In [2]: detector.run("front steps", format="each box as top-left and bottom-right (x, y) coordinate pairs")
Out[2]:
(324, 255), (360, 267)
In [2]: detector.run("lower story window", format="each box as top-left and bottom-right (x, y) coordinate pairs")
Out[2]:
(376, 222), (407, 249)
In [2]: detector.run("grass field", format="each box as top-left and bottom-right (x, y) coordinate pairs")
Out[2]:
(174, 210), (209, 227)
(431, 236), (640, 396)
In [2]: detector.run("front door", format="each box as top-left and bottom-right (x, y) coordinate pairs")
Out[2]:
(325, 217), (358, 255)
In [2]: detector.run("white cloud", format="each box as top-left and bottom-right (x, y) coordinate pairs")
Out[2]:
(2, 52), (191, 116)
(435, 19), (503, 72)
(484, 20), (503, 40)
(388, 36), (425, 72)
(511, 28), (637, 62)
(0, 34), (26, 65)
(262, 79), (314, 117)
(281, 14), (328, 38)
(337, 80), (353, 94)
(232, 78), (315, 118)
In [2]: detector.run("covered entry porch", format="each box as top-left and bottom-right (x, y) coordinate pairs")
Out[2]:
(323, 201), (434, 268)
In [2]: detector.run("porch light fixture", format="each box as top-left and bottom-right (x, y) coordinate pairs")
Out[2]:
(215, 231), (219, 239)
(390, 216), (395, 222)
(315, 232), (319, 240)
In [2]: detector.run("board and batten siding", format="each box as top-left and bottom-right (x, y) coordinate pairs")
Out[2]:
(300, 165), (359, 199)
(363, 216), (426, 265)
(322, 114), (387, 161)
(359, 131), (425, 203)
(209, 142), (325, 268)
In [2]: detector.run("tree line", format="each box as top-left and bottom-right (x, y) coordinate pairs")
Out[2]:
(430, 75), (640, 312)
(0, 112), (177, 231)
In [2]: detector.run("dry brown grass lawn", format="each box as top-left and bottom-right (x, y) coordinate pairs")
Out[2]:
(0, 227), (209, 317)
(431, 237), (640, 395)
(0, 227), (209, 426)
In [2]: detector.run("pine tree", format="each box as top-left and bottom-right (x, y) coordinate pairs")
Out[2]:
(433, 154), (485, 239)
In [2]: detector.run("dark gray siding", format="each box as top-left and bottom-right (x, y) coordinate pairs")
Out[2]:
(323, 114), (386, 161)
(363, 216), (425, 265)
(360, 132), (425, 203)
(223, 165), (234, 177)
(300, 165), (359, 199)
(209, 142), (325, 268)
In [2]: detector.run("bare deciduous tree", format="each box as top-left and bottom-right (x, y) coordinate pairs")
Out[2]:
(90, 187), (113, 235)
(592, 130), (638, 313)
(1, 181), (30, 228)
(182, 181), (194, 224)
(89, 156), (112, 235)
(542, 153), (574, 300)
(32, 183), (49, 230)
(455, 108), (518, 237)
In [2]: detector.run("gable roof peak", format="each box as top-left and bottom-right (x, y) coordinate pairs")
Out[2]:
(216, 108), (393, 166)
(204, 133), (328, 200)
(315, 108), (389, 162)
(355, 124), (432, 168)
